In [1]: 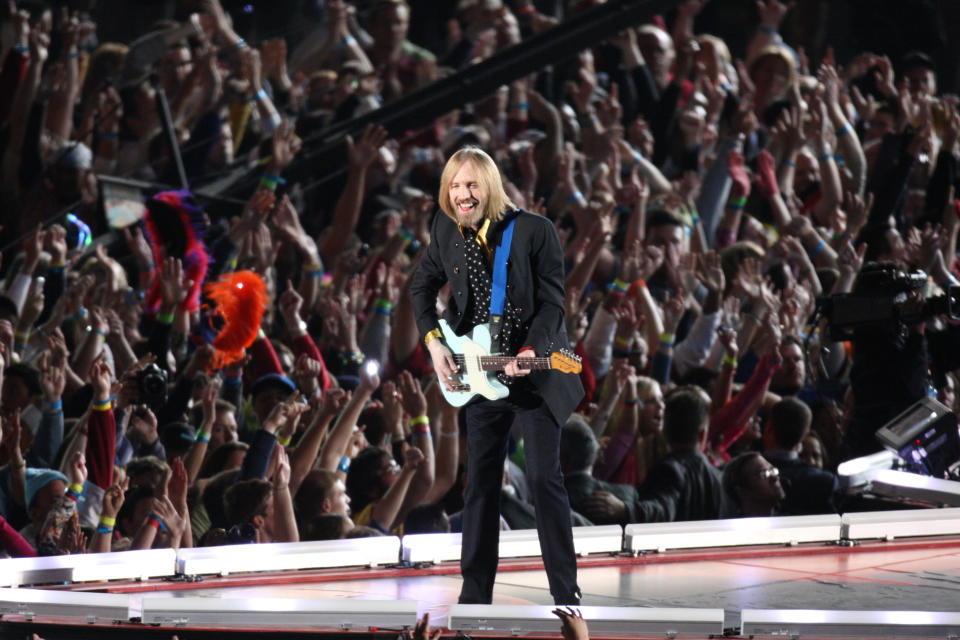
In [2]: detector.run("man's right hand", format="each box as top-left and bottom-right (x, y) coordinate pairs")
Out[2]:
(427, 340), (459, 392)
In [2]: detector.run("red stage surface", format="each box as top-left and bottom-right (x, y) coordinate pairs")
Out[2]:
(4, 534), (960, 639)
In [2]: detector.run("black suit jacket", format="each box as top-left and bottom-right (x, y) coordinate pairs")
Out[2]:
(766, 452), (839, 515)
(635, 449), (723, 523)
(564, 470), (639, 525)
(410, 210), (584, 425)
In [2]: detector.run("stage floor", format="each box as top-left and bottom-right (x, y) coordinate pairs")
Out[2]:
(88, 536), (960, 632)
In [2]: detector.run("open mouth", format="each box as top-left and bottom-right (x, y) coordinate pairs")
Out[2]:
(458, 200), (478, 213)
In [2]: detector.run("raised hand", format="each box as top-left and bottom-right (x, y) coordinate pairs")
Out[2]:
(89, 355), (112, 402)
(553, 607), (590, 640)
(756, 0), (794, 28)
(66, 451), (87, 488)
(39, 351), (66, 402)
(403, 445), (425, 470)
(269, 120), (300, 174)
(755, 150), (779, 199)
(662, 288), (686, 334)
(696, 250), (725, 293)
(128, 407), (158, 446)
(346, 124), (389, 170)
(397, 370), (427, 418)
(318, 388), (349, 421)
(406, 612), (443, 640)
(182, 344), (216, 381)
(22, 223), (43, 274)
(718, 324), (738, 358)
(100, 482), (125, 520)
(56, 511), (87, 555)
(279, 279), (305, 329)
(295, 353), (324, 395)
(263, 391), (308, 435)
(274, 443), (291, 489)
(200, 376), (221, 428)
(167, 457), (189, 511)
(158, 257), (192, 309)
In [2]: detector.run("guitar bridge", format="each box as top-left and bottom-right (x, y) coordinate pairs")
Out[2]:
(451, 382), (471, 392)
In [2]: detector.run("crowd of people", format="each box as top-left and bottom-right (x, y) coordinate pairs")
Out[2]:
(0, 0), (957, 575)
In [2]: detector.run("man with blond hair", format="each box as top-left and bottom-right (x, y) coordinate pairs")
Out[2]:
(411, 146), (583, 605)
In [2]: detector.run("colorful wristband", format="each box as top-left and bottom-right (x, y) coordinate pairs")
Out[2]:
(99, 515), (116, 528)
(722, 354), (738, 368)
(337, 456), (351, 473)
(92, 398), (112, 411)
(87, 325), (106, 338)
(409, 415), (429, 427)
(156, 311), (174, 324)
(97, 525), (113, 535)
(147, 514), (167, 533)
(277, 434), (292, 447)
(196, 429), (210, 443)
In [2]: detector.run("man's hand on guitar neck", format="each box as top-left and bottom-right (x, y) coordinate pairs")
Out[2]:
(427, 339), (460, 392)
(504, 349), (535, 377)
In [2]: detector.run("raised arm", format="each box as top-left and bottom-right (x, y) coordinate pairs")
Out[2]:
(320, 125), (389, 266)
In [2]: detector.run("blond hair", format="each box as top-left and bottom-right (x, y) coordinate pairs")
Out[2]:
(438, 146), (515, 224)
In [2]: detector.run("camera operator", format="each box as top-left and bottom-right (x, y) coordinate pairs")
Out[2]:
(841, 262), (959, 460)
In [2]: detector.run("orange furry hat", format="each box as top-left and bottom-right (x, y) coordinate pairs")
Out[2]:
(204, 271), (267, 369)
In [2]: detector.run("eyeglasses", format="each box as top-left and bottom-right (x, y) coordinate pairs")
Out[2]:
(757, 466), (780, 479)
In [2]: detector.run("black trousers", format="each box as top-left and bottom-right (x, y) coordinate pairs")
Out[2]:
(459, 391), (580, 605)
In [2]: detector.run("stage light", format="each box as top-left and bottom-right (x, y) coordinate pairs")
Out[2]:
(837, 449), (897, 488)
(140, 596), (419, 629)
(0, 549), (177, 587)
(866, 469), (960, 507)
(175, 536), (401, 576)
(741, 609), (960, 637)
(0, 588), (137, 623)
(448, 605), (724, 636)
(402, 526), (623, 565)
(624, 514), (841, 553)
(841, 506), (960, 541)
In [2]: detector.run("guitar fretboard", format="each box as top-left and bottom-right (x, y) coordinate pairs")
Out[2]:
(453, 354), (553, 371)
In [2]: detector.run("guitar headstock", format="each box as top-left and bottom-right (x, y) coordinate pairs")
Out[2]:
(550, 349), (583, 374)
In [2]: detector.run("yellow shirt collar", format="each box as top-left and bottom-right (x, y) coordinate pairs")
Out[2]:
(458, 217), (493, 260)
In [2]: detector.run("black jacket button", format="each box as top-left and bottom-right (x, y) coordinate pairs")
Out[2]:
(457, 290), (463, 296)
(454, 266), (460, 274)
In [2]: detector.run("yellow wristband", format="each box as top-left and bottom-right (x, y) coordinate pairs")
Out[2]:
(69, 483), (84, 495)
(92, 399), (112, 411)
(424, 327), (443, 346)
(408, 415), (429, 427)
(99, 515), (116, 527)
(277, 434), (292, 447)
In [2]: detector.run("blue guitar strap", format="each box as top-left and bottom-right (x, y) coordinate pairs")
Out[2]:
(488, 213), (516, 352)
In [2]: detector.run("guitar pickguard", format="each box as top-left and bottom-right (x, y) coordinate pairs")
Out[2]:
(438, 319), (510, 407)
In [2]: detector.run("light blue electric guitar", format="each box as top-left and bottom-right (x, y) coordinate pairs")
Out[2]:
(437, 318), (582, 407)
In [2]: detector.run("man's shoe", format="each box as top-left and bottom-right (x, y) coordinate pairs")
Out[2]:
(553, 588), (582, 606)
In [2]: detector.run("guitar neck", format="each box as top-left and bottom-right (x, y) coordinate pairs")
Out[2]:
(478, 356), (553, 371)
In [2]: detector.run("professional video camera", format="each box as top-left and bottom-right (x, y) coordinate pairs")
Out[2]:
(821, 263), (960, 341)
